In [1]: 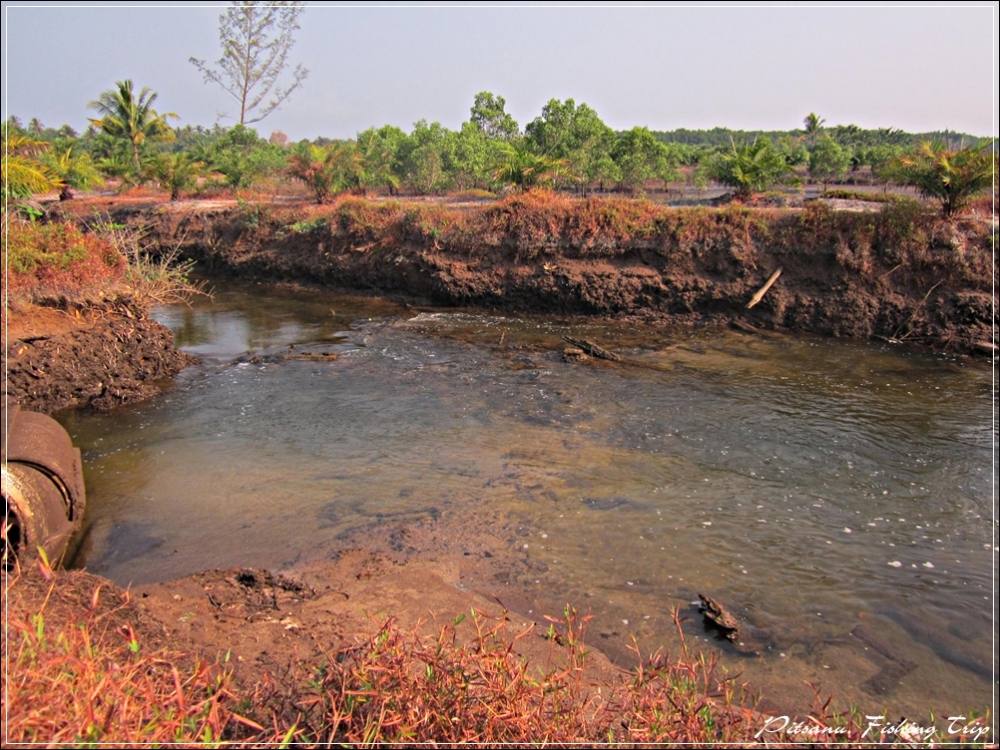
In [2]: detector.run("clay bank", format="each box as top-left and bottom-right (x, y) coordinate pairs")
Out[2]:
(55, 190), (995, 356)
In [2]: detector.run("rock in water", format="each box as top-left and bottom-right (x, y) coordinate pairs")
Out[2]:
(698, 593), (740, 641)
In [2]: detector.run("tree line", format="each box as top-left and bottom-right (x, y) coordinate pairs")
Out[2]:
(4, 92), (994, 215)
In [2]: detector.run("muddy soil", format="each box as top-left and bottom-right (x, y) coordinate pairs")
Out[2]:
(54, 197), (995, 356)
(3, 299), (194, 414)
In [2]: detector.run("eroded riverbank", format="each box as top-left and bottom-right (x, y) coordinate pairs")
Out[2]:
(54, 191), (996, 357)
(4, 298), (193, 414)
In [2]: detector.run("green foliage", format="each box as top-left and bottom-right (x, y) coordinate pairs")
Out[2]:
(397, 120), (454, 194)
(204, 124), (285, 189)
(808, 134), (851, 187)
(288, 217), (328, 234)
(42, 145), (101, 199)
(525, 98), (618, 188)
(89, 80), (176, 176)
(703, 138), (791, 199)
(357, 125), (405, 193)
(612, 127), (677, 191)
(1, 131), (60, 206)
(802, 112), (825, 145)
(151, 152), (205, 200)
(287, 141), (362, 203)
(776, 135), (808, 167)
(492, 146), (568, 190)
(469, 91), (519, 141)
(888, 141), (995, 216)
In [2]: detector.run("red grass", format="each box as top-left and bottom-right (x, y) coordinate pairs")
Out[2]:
(6, 219), (125, 302)
(3, 567), (994, 746)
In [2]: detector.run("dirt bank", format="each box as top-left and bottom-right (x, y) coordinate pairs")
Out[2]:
(56, 192), (995, 356)
(3, 299), (194, 414)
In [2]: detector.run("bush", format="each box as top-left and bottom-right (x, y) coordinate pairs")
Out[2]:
(888, 141), (994, 216)
(6, 220), (125, 301)
(702, 139), (791, 200)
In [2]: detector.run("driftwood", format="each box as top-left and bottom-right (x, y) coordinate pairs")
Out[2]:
(561, 336), (622, 362)
(746, 267), (782, 309)
(730, 319), (762, 335)
(697, 593), (739, 641)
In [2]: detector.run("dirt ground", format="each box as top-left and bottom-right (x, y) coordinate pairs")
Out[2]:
(52, 193), (995, 358)
(3, 299), (194, 414)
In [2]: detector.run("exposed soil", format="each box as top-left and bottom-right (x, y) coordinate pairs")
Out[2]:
(54, 194), (996, 356)
(3, 299), (194, 414)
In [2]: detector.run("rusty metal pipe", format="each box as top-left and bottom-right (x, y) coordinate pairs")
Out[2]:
(2, 399), (86, 566)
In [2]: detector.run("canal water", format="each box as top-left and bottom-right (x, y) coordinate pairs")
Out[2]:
(60, 280), (995, 719)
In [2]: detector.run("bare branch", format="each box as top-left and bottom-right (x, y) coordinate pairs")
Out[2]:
(188, 1), (308, 125)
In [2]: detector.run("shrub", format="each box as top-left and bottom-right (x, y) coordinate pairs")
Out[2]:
(151, 152), (205, 200)
(888, 141), (994, 216)
(702, 138), (791, 200)
(287, 142), (362, 203)
(6, 220), (125, 301)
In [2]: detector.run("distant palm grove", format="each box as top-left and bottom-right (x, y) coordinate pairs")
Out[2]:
(2, 84), (995, 216)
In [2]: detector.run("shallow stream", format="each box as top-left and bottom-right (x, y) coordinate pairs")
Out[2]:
(61, 280), (995, 718)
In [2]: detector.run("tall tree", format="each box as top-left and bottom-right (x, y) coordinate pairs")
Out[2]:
(469, 91), (519, 141)
(89, 80), (175, 174)
(190, 1), (309, 125)
(802, 112), (825, 146)
(525, 99), (617, 188)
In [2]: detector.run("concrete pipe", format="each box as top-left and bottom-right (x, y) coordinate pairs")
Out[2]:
(2, 398), (86, 566)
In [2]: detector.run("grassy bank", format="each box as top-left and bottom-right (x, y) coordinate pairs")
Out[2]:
(3, 216), (198, 413)
(7, 563), (992, 747)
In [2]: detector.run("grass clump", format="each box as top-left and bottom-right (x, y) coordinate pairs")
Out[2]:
(4, 565), (994, 746)
(2, 563), (252, 746)
(5, 219), (125, 301)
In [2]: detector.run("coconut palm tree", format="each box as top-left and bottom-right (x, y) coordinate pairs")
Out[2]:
(89, 80), (175, 176)
(1, 131), (59, 203)
(803, 112), (826, 147)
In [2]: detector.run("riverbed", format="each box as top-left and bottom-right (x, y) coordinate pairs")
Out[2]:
(60, 279), (995, 719)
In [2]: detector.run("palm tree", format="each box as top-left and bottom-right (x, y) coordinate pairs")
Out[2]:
(152, 152), (205, 201)
(889, 141), (994, 216)
(803, 112), (825, 146)
(493, 146), (569, 191)
(89, 80), (175, 175)
(1, 131), (60, 202)
(704, 138), (791, 200)
(287, 142), (363, 203)
(45, 145), (101, 200)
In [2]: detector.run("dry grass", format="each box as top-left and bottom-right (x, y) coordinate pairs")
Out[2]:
(88, 218), (206, 305)
(4, 218), (125, 303)
(3, 564), (994, 747)
(2, 560), (250, 746)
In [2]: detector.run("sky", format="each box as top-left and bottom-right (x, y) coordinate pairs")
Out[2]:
(2, 3), (997, 140)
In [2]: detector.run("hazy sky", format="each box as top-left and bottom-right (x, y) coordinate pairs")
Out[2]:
(3, 3), (997, 139)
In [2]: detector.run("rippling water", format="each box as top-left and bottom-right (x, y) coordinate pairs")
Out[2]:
(60, 280), (995, 718)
